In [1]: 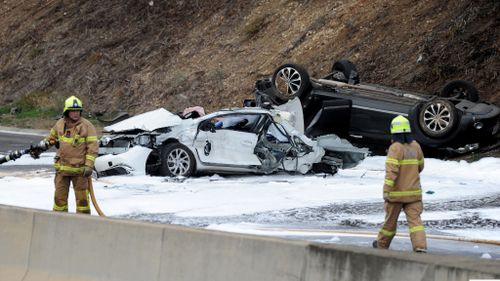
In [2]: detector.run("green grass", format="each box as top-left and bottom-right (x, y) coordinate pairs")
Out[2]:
(29, 47), (44, 59)
(0, 106), (10, 115)
(14, 108), (59, 119)
(0, 110), (60, 129)
(0, 109), (103, 130)
(14, 90), (61, 111)
(0, 91), (65, 129)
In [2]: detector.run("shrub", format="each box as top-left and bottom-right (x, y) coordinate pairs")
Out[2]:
(29, 47), (44, 59)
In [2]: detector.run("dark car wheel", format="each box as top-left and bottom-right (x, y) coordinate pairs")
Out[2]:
(331, 59), (360, 84)
(160, 143), (196, 177)
(439, 80), (479, 102)
(418, 99), (458, 138)
(271, 63), (311, 102)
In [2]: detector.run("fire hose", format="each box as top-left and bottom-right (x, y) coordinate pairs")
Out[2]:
(88, 176), (105, 217)
(0, 149), (30, 165)
(258, 227), (500, 246)
(1, 147), (106, 217)
(2, 145), (498, 243)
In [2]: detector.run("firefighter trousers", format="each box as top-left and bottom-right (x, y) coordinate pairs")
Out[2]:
(376, 201), (426, 251)
(53, 172), (91, 214)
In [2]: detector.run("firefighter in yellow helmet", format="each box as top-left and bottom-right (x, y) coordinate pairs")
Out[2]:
(373, 115), (427, 252)
(30, 96), (98, 214)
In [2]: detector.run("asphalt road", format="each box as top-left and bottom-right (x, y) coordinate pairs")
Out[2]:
(1, 129), (499, 260)
(0, 128), (47, 154)
(0, 129), (54, 173)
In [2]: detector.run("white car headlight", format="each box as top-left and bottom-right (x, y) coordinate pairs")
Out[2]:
(136, 135), (151, 146)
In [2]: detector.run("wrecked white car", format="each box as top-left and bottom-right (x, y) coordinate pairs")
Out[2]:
(96, 102), (368, 177)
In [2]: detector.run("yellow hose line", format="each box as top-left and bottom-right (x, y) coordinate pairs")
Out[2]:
(262, 228), (500, 246)
(82, 181), (500, 246)
(87, 177), (105, 217)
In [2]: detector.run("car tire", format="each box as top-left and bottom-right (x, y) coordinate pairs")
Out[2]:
(439, 80), (479, 102)
(160, 143), (196, 177)
(331, 59), (360, 84)
(418, 99), (458, 138)
(271, 63), (311, 102)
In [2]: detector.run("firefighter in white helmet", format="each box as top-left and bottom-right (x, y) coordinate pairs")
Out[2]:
(31, 96), (98, 214)
(373, 115), (427, 252)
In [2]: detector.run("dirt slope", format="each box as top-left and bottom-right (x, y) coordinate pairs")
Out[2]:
(0, 0), (498, 117)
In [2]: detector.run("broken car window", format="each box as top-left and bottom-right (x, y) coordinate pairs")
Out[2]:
(211, 114), (261, 133)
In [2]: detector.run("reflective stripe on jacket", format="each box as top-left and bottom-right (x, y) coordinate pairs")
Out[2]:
(46, 117), (99, 176)
(383, 141), (424, 203)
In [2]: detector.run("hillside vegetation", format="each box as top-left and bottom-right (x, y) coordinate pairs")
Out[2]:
(0, 0), (498, 127)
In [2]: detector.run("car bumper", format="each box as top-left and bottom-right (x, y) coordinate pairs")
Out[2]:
(95, 146), (152, 177)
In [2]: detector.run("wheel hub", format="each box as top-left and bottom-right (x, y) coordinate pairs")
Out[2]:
(276, 67), (301, 96)
(452, 88), (466, 99)
(167, 148), (189, 176)
(423, 103), (451, 132)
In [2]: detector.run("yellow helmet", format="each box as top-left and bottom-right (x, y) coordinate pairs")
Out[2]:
(63, 96), (83, 114)
(390, 115), (411, 134)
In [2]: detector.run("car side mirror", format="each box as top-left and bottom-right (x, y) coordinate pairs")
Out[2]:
(200, 122), (216, 133)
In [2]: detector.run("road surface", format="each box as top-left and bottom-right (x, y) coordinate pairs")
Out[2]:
(1, 128), (499, 260)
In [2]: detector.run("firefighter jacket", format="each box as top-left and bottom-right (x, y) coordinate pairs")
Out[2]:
(383, 141), (424, 203)
(46, 116), (99, 176)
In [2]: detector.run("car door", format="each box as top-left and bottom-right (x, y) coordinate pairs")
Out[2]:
(349, 96), (409, 143)
(193, 113), (262, 166)
(304, 97), (352, 138)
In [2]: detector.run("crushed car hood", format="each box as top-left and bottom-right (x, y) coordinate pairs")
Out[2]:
(104, 108), (182, 133)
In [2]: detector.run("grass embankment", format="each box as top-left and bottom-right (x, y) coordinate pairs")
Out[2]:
(0, 91), (103, 131)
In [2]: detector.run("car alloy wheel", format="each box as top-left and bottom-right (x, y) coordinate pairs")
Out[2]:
(271, 63), (311, 102)
(160, 143), (195, 177)
(419, 99), (457, 138)
(276, 67), (302, 96)
(167, 148), (191, 176)
(423, 103), (451, 131)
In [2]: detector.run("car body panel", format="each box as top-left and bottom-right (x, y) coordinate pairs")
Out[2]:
(315, 134), (370, 169)
(96, 106), (369, 177)
(322, 86), (499, 150)
(104, 108), (182, 133)
(255, 67), (500, 156)
(95, 146), (152, 176)
(193, 129), (261, 166)
(274, 97), (305, 133)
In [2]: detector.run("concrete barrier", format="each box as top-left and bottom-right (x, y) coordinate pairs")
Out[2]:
(0, 206), (33, 281)
(0, 204), (499, 281)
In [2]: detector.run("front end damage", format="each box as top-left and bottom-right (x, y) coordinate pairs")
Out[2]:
(95, 103), (369, 177)
(95, 146), (153, 176)
(254, 122), (325, 174)
(252, 108), (368, 175)
(271, 98), (369, 172)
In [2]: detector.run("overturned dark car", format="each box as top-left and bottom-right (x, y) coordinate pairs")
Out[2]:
(249, 60), (500, 156)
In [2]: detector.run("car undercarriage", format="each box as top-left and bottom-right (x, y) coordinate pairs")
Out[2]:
(250, 60), (500, 157)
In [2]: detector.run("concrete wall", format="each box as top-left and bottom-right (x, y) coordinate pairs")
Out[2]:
(0, 204), (499, 281)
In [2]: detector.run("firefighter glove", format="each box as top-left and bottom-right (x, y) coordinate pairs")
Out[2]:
(47, 139), (59, 149)
(82, 166), (93, 177)
(29, 146), (43, 159)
